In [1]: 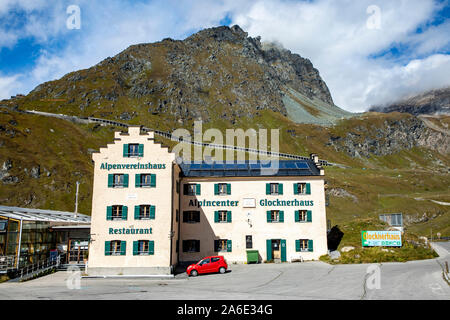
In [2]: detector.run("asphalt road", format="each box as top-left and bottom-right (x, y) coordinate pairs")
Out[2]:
(1, 242), (449, 300)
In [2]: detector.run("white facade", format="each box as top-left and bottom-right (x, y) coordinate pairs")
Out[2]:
(87, 126), (328, 276)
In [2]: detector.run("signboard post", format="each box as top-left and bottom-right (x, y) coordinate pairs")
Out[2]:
(361, 231), (402, 247)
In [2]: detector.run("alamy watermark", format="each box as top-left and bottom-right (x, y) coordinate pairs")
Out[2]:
(66, 265), (81, 289)
(66, 5), (81, 30)
(171, 121), (281, 175)
(366, 264), (381, 290)
(366, 5), (381, 30)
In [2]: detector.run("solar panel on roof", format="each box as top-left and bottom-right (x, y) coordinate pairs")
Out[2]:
(295, 162), (309, 169)
(201, 163), (213, 170)
(250, 163), (260, 170)
(213, 163), (225, 169)
(284, 162), (297, 169)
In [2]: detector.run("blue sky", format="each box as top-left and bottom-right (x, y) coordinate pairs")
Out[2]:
(0, 0), (449, 111)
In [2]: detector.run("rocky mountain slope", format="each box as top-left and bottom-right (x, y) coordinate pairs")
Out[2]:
(369, 87), (450, 116)
(9, 25), (351, 126)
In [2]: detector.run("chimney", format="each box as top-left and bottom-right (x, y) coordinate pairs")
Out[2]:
(310, 153), (319, 164)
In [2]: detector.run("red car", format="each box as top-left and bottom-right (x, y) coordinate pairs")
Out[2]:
(186, 256), (228, 276)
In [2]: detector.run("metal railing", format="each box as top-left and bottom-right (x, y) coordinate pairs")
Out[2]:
(19, 110), (333, 166)
(0, 255), (16, 271)
(16, 255), (61, 280)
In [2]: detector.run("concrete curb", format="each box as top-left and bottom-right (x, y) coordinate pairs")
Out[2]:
(81, 274), (175, 279)
(430, 242), (449, 258)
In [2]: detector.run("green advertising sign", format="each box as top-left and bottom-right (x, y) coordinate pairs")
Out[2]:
(361, 231), (402, 247)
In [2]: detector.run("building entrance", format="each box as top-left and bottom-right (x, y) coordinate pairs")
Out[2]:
(68, 239), (89, 263)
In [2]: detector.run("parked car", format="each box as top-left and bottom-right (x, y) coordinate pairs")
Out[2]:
(186, 256), (228, 276)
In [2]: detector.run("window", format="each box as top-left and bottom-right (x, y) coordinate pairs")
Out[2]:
(214, 210), (231, 223)
(105, 240), (126, 256)
(183, 240), (200, 252)
(211, 257), (220, 263)
(295, 210), (311, 222)
(214, 239), (232, 252)
(246, 235), (253, 249)
(136, 174), (156, 188)
(266, 183), (283, 195)
(112, 205), (123, 220)
(123, 143), (143, 157)
(294, 183), (311, 195)
(183, 211), (200, 223)
(267, 210), (284, 223)
(133, 240), (154, 255)
(134, 205), (155, 220)
(214, 183), (231, 195)
(107, 205), (127, 220)
(108, 174), (129, 188)
(184, 183), (200, 195)
(176, 209), (179, 222)
(296, 239), (313, 252)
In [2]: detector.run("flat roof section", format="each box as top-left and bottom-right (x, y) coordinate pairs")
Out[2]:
(179, 160), (321, 177)
(0, 205), (91, 223)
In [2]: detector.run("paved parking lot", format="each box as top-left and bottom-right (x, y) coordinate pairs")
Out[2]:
(1, 243), (449, 300)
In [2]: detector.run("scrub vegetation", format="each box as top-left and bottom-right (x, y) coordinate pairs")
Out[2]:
(320, 218), (438, 264)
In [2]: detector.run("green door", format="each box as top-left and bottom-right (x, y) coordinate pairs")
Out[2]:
(280, 239), (286, 262)
(266, 239), (272, 261)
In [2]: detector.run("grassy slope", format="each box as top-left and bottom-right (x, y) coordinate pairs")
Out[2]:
(0, 105), (448, 237)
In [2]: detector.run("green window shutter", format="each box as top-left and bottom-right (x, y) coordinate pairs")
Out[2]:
(281, 239), (286, 262)
(214, 184), (219, 195)
(138, 144), (144, 157)
(150, 206), (155, 219)
(266, 183), (271, 195)
(123, 174), (129, 188)
(278, 183), (283, 195)
(133, 241), (139, 256)
(308, 240), (313, 252)
(227, 183), (231, 195)
(123, 144), (129, 157)
(106, 206), (112, 220)
(135, 174), (141, 188)
(150, 174), (156, 187)
(105, 241), (111, 256)
(122, 206), (128, 220)
(227, 240), (232, 252)
(295, 240), (301, 252)
(149, 241), (154, 255)
(266, 240), (272, 261)
(279, 210), (284, 222)
(120, 241), (126, 255)
(267, 211), (272, 223)
(214, 211), (219, 223)
(134, 205), (140, 220)
(196, 183), (201, 195)
(306, 183), (311, 195)
(108, 174), (114, 188)
(293, 183), (299, 195)
(295, 210), (300, 222)
(307, 210), (312, 222)
(227, 211), (232, 223)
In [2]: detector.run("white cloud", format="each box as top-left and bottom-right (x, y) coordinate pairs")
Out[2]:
(0, 73), (22, 100)
(0, 0), (449, 112)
